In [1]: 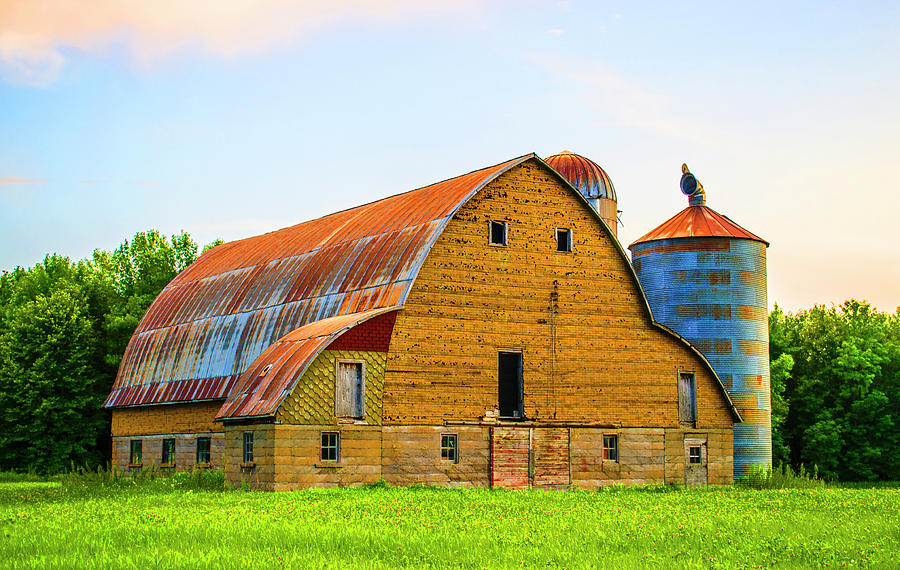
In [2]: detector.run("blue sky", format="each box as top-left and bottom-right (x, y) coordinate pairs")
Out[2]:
(1, 1), (898, 311)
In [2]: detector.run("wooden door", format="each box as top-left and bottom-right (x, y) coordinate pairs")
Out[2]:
(490, 427), (530, 489)
(684, 437), (708, 487)
(532, 428), (570, 488)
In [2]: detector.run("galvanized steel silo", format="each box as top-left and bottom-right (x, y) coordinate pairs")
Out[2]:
(628, 165), (771, 478)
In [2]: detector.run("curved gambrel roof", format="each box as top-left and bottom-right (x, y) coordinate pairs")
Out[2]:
(104, 155), (531, 408)
(105, 153), (741, 422)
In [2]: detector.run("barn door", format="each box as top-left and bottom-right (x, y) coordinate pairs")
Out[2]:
(490, 427), (571, 489)
(490, 427), (530, 489)
(532, 428), (570, 488)
(684, 437), (708, 487)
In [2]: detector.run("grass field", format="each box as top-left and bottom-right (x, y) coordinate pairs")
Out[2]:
(1, 479), (898, 569)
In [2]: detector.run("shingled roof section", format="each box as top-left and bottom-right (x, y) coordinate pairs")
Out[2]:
(629, 204), (768, 248)
(105, 155), (533, 409)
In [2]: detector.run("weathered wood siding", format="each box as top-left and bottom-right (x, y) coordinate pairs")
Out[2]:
(382, 159), (734, 429)
(276, 349), (386, 425)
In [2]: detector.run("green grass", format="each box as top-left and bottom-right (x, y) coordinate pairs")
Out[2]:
(1, 481), (898, 569)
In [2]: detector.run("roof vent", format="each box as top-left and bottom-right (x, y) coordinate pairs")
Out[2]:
(681, 163), (706, 206)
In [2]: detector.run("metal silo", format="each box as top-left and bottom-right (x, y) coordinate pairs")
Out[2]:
(628, 165), (771, 478)
(545, 151), (619, 236)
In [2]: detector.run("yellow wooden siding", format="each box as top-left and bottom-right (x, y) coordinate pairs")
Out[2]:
(382, 159), (734, 428)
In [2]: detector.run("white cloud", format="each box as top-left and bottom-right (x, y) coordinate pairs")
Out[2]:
(528, 53), (716, 144)
(0, 0), (481, 87)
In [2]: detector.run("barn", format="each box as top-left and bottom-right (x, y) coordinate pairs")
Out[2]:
(105, 152), (742, 490)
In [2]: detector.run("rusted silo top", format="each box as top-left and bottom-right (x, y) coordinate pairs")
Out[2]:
(629, 165), (767, 247)
(545, 150), (617, 201)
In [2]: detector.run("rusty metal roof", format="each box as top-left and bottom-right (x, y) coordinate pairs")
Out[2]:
(544, 150), (616, 201)
(216, 307), (400, 420)
(105, 154), (533, 409)
(629, 204), (768, 248)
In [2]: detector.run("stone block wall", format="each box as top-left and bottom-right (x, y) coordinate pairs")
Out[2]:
(382, 426), (490, 487)
(112, 432), (225, 474)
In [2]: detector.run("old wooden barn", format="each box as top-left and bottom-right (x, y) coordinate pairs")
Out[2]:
(105, 152), (742, 489)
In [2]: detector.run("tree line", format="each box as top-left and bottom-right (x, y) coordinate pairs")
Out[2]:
(769, 301), (900, 481)
(0, 231), (221, 473)
(1, 231), (898, 479)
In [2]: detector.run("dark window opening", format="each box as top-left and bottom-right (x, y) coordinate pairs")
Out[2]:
(162, 438), (176, 465)
(602, 435), (618, 461)
(489, 220), (507, 246)
(129, 440), (142, 465)
(498, 351), (524, 418)
(321, 432), (340, 462)
(196, 437), (211, 464)
(242, 431), (254, 463)
(441, 434), (458, 463)
(678, 372), (697, 423)
(336, 361), (364, 418)
(556, 228), (572, 252)
(689, 446), (702, 464)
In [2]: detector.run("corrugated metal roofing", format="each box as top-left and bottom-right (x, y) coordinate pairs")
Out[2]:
(544, 150), (616, 201)
(104, 154), (534, 409)
(216, 307), (400, 420)
(629, 204), (768, 248)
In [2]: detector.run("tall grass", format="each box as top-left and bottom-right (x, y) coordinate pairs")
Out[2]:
(741, 462), (825, 489)
(1, 482), (898, 568)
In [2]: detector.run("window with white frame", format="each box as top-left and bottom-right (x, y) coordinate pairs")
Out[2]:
(242, 431), (254, 463)
(321, 432), (340, 462)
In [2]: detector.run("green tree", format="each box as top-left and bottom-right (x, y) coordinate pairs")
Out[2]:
(93, 230), (200, 367)
(0, 258), (113, 472)
(769, 300), (900, 481)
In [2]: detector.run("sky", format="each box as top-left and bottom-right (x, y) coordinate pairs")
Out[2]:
(1, 0), (898, 313)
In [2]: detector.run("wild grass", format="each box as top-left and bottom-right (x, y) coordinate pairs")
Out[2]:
(740, 462), (826, 489)
(1, 477), (897, 569)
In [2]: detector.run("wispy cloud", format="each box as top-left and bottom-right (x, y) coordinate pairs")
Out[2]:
(0, 0), (481, 87)
(528, 53), (713, 143)
(547, 29), (565, 37)
(0, 177), (47, 186)
(137, 181), (159, 187)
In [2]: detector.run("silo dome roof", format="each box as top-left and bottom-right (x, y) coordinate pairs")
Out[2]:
(545, 151), (616, 201)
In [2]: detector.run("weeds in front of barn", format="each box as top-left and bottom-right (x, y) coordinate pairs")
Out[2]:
(1, 475), (897, 569)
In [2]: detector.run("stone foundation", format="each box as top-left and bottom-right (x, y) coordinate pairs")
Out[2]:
(218, 423), (732, 490)
(112, 432), (225, 474)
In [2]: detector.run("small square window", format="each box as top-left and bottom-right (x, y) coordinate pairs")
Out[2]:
(689, 446), (702, 464)
(602, 435), (618, 462)
(162, 438), (176, 465)
(196, 437), (211, 464)
(440, 434), (458, 463)
(129, 440), (142, 465)
(242, 431), (254, 464)
(556, 228), (572, 252)
(321, 432), (340, 462)
(489, 220), (507, 246)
